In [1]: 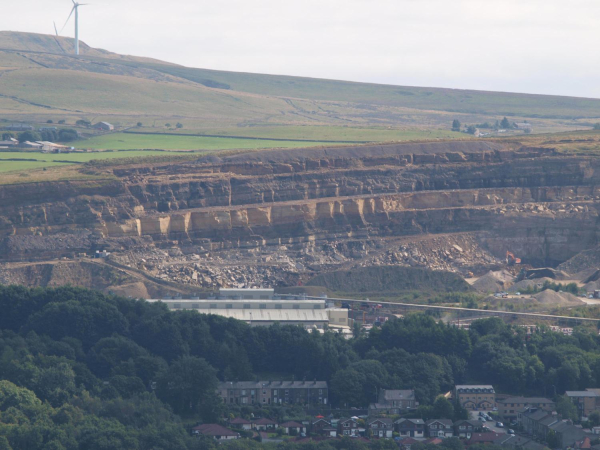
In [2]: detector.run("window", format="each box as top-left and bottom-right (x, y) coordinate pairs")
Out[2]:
(293, 304), (300, 309)
(262, 398), (266, 403)
(173, 303), (181, 309)
(313, 304), (321, 309)
(251, 390), (255, 395)
(273, 390), (278, 395)
(241, 390), (246, 395)
(243, 304), (251, 309)
(285, 390), (289, 396)
(344, 423), (349, 427)
(372, 424), (378, 428)
(260, 295), (269, 300)
(192, 303), (200, 309)
(226, 304), (233, 309)
(319, 389), (323, 395)
(259, 304), (267, 309)
(275, 304), (282, 309)
(210, 303), (217, 309)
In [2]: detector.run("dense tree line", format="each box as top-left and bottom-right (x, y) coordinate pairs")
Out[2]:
(1, 286), (600, 448)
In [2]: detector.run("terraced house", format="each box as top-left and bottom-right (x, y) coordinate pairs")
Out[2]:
(218, 380), (328, 405)
(497, 397), (554, 421)
(455, 385), (496, 410)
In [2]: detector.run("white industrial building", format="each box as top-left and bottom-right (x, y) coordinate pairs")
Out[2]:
(146, 288), (351, 332)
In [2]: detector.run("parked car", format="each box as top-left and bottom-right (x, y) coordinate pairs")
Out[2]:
(492, 407), (498, 411)
(479, 412), (485, 416)
(479, 417), (486, 422)
(508, 429), (515, 435)
(496, 422), (504, 428)
(485, 415), (492, 421)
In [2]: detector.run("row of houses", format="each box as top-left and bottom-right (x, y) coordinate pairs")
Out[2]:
(518, 408), (590, 449)
(193, 417), (485, 441)
(218, 380), (329, 406)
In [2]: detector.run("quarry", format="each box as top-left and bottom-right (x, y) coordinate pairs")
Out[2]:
(1, 138), (600, 304)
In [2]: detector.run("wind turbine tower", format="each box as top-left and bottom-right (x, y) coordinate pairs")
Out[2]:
(61, 0), (88, 55)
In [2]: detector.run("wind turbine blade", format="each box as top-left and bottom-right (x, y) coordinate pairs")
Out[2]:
(53, 21), (59, 36)
(60, 5), (76, 34)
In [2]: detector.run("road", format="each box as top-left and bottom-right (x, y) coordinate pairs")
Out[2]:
(469, 411), (509, 434)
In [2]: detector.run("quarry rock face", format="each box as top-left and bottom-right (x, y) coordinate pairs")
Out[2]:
(1, 141), (599, 272)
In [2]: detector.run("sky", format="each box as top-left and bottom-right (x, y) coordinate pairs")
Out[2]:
(3, 0), (600, 98)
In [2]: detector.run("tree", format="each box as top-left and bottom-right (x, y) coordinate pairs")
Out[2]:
(136, 122), (143, 127)
(156, 356), (219, 416)
(432, 395), (454, 419)
(555, 394), (578, 421)
(589, 410), (600, 427)
(58, 120), (66, 124)
(58, 129), (78, 142)
(47, 120), (54, 124)
(176, 123), (183, 129)
(17, 131), (41, 143)
(165, 123), (171, 127)
(2, 132), (14, 140)
(466, 125), (477, 135)
(546, 429), (561, 449)
(593, 123), (600, 130)
(75, 119), (91, 127)
(451, 120), (461, 132)
(500, 117), (511, 129)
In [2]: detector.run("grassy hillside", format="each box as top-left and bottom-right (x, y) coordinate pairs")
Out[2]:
(129, 62), (600, 120)
(0, 31), (598, 140)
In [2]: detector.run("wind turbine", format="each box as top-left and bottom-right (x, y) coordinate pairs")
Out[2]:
(60, 0), (88, 56)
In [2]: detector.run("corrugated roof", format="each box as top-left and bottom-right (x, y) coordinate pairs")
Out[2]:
(195, 308), (329, 322)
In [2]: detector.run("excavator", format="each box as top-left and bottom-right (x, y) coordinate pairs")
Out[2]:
(506, 251), (522, 266)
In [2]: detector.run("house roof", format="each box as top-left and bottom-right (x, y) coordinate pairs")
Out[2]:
(399, 437), (420, 445)
(280, 421), (303, 427)
(575, 437), (592, 449)
(311, 418), (331, 425)
(567, 391), (599, 398)
(424, 438), (443, 445)
(230, 418), (251, 424)
(523, 409), (553, 421)
(467, 432), (503, 444)
(368, 418), (393, 426)
(454, 419), (481, 427)
(426, 419), (453, 426)
(252, 418), (276, 425)
(338, 418), (357, 424)
(455, 385), (495, 392)
(192, 424), (239, 437)
(396, 418), (425, 425)
(498, 397), (554, 404)
(219, 380), (328, 389)
(381, 389), (415, 401)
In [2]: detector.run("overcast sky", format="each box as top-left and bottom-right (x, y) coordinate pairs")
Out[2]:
(4, 0), (600, 98)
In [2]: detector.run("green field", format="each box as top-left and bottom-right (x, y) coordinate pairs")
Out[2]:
(76, 133), (341, 151)
(0, 150), (190, 172)
(130, 126), (466, 142)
